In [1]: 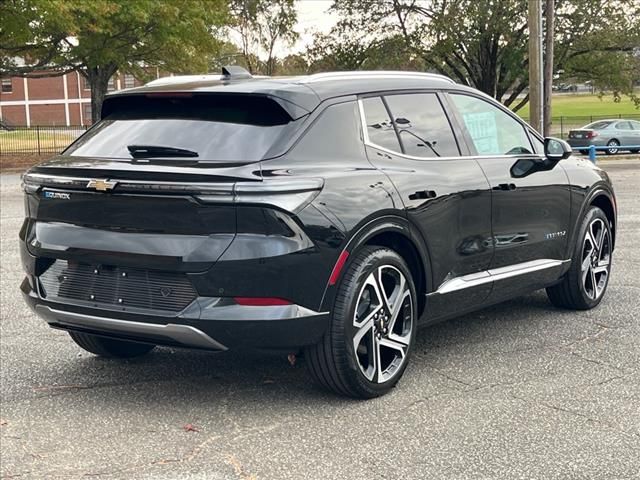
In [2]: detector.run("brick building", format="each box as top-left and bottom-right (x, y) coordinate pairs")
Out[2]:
(0, 71), (146, 127)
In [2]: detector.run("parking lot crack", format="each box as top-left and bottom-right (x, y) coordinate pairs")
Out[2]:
(509, 393), (640, 441)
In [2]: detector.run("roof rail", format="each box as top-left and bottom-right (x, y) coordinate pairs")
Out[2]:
(300, 70), (455, 85)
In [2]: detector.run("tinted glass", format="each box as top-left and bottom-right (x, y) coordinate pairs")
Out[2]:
(615, 121), (632, 130)
(361, 97), (402, 152)
(291, 101), (364, 161)
(451, 94), (532, 155)
(630, 120), (640, 130)
(384, 93), (460, 158)
(65, 94), (299, 162)
(585, 121), (613, 130)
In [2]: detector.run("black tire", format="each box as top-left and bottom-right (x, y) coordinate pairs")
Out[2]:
(69, 331), (155, 358)
(630, 149), (639, 154)
(305, 246), (417, 398)
(605, 139), (619, 155)
(546, 206), (612, 310)
(579, 149), (588, 155)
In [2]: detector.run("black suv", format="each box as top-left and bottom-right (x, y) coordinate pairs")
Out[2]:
(20, 68), (616, 398)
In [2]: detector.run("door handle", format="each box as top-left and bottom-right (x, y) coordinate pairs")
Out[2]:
(409, 190), (437, 200)
(493, 183), (517, 191)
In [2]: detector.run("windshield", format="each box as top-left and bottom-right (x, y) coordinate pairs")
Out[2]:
(64, 94), (301, 162)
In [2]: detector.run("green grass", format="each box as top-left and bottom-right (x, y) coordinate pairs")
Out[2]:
(517, 93), (640, 120)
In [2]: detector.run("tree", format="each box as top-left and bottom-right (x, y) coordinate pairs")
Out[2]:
(319, 0), (640, 110)
(554, 0), (640, 106)
(0, 0), (228, 122)
(228, 0), (298, 76)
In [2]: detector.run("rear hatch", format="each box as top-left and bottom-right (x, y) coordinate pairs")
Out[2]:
(22, 93), (308, 274)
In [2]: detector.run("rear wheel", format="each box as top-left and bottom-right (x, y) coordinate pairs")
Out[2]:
(606, 139), (620, 155)
(305, 246), (417, 398)
(69, 331), (155, 358)
(546, 206), (612, 310)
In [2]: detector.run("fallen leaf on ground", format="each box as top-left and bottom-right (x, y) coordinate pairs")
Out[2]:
(287, 353), (296, 366)
(183, 423), (199, 432)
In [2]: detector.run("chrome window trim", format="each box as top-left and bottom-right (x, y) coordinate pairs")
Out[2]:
(357, 98), (546, 162)
(429, 259), (570, 296)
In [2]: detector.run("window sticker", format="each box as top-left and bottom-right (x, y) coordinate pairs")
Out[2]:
(463, 111), (500, 155)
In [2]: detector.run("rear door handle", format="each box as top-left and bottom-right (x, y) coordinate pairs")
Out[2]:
(409, 190), (437, 200)
(493, 183), (517, 191)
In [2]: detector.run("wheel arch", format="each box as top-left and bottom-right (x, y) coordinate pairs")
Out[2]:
(590, 192), (616, 249)
(320, 215), (432, 317)
(570, 187), (616, 256)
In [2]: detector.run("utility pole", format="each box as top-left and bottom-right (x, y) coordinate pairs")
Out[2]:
(528, 0), (543, 133)
(543, 0), (555, 137)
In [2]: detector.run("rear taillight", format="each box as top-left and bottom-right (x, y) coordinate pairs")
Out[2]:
(21, 173), (324, 214)
(196, 178), (324, 213)
(586, 131), (599, 139)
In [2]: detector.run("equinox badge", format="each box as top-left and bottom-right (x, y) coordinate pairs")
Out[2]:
(87, 179), (118, 192)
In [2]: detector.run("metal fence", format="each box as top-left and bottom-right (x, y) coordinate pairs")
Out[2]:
(0, 126), (88, 156)
(546, 114), (640, 139)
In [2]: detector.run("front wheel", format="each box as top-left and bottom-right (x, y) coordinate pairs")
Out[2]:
(305, 246), (417, 398)
(547, 206), (612, 310)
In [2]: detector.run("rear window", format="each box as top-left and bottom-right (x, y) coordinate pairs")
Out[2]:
(584, 121), (613, 130)
(65, 94), (300, 162)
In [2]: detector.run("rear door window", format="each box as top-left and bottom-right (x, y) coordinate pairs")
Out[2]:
(383, 93), (460, 158)
(65, 94), (301, 162)
(615, 121), (632, 130)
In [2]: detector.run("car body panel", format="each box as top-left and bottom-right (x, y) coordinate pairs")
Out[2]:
(19, 72), (617, 352)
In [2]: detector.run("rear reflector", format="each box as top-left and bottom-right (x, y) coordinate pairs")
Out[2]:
(234, 297), (291, 306)
(328, 250), (349, 286)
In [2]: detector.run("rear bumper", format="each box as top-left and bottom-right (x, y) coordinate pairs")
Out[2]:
(22, 277), (330, 352)
(567, 138), (607, 148)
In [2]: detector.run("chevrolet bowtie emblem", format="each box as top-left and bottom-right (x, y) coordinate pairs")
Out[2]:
(87, 179), (118, 192)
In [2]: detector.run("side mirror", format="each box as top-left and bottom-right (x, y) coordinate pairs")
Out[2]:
(544, 137), (572, 161)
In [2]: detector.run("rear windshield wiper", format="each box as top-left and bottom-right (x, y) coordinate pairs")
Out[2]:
(127, 145), (199, 158)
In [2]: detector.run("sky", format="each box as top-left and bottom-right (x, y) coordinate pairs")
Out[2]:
(281, 0), (336, 57)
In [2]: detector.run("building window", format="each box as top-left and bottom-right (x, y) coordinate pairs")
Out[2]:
(107, 77), (115, 91)
(1, 78), (12, 93)
(83, 103), (92, 123)
(124, 74), (135, 89)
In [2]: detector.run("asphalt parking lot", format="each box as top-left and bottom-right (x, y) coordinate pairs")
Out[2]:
(1, 159), (639, 480)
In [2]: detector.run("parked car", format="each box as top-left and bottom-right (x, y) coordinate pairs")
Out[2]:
(20, 68), (616, 398)
(568, 119), (640, 155)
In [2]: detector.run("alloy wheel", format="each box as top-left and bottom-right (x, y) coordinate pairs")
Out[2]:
(581, 218), (611, 300)
(607, 140), (620, 154)
(352, 265), (414, 383)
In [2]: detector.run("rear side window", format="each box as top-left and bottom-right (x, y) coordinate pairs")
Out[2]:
(65, 94), (300, 162)
(361, 97), (402, 152)
(384, 93), (460, 158)
(451, 93), (532, 155)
